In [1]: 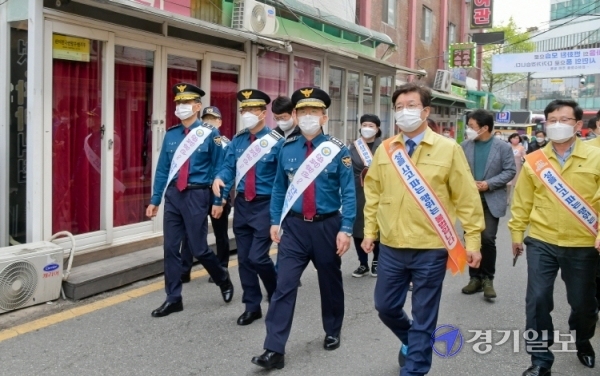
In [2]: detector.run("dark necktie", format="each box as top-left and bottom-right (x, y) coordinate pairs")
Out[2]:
(176, 127), (190, 191)
(406, 139), (416, 157)
(302, 141), (317, 219)
(244, 134), (257, 201)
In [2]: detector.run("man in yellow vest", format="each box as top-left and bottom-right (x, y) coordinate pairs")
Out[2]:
(509, 100), (600, 376)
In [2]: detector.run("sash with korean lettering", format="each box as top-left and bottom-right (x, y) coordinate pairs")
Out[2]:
(278, 141), (342, 237)
(84, 134), (126, 193)
(235, 131), (282, 188)
(166, 126), (213, 186)
(525, 149), (598, 236)
(382, 137), (467, 275)
(353, 138), (374, 167)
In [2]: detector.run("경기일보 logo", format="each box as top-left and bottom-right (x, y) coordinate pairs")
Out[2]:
(431, 324), (464, 358)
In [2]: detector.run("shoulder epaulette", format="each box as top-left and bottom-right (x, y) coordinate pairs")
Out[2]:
(235, 128), (249, 137)
(201, 122), (215, 130)
(285, 135), (300, 144)
(221, 135), (231, 144)
(269, 130), (283, 140)
(328, 136), (345, 148)
(167, 124), (181, 132)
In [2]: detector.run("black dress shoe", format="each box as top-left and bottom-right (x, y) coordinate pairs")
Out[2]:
(577, 341), (595, 368)
(251, 350), (285, 369)
(237, 311), (262, 325)
(208, 276), (214, 283)
(151, 301), (183, 317)
(181, 273), (191, 283)
(522, 365), (551, 376)
(219, 278), (234, 303)
(323, 335), (340, 350)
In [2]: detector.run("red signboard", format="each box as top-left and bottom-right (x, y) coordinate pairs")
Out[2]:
(471, 0), (493, 29)
(127, 0), (192, 17)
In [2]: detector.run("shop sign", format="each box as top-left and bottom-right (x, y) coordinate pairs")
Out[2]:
(124, 0), (192, 17)
(449, 43), (476, 68)
(451, 85), (467, 98)
(492, 48), (600, 74)
(471, 0), (493, 29)
(52, 35), (90, 62)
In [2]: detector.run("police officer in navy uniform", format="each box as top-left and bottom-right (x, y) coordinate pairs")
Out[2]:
(212, 89), (283, 326)
(181, 106), (232, 284)
(146, 83), (234, 318)
(251, 87), (356, 369)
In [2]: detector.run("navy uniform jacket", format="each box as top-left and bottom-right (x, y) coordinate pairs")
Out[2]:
(150, 119), (224, 206)
(216, 127), (284, 199)
(270, 133), (356, 234)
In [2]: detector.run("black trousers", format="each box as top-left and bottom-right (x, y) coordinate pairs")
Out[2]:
(524, 237), (599, 369)
(353, 237), (379, 266)
(469, 200), (499, 280)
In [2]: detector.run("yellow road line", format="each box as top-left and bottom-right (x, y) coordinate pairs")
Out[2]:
(0, 249), (277, 344)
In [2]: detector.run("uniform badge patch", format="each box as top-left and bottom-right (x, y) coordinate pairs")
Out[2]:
(196, 129), (205, 137)
(322, 147), (332, 156)
(213, 136), (222, 146)
(342, 156), (352, 168)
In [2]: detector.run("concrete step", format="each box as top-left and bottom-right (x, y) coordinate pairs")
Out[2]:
(62, 230), (236, 301)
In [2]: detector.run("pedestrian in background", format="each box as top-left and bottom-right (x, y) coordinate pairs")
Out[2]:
(509, 99), (600, 376)
(507, 132), (526, 205)
(461, 109), (516, 299)
(349, 114), (382, 278)
(526, 130), (548, 154)
(362, 83), (484, 376)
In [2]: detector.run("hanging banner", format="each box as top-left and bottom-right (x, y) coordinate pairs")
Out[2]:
(492, 48), (600, 74)
(471, 0), (493, 29)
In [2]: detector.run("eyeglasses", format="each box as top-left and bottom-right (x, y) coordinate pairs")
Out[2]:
(546, 117), (576, 123)
(394, 103), (423, 111)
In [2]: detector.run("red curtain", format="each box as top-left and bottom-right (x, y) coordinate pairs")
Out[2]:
(52, 42), (102, 235)
(258, 52), (289, 129)
(113, 61), (152, 226)
(293, 57), (321, 90)
(211, 71), (238, 139)
(166, 68), (198, 128)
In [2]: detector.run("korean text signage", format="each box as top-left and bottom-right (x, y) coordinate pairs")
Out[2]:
(492, 48), (600, 74)
(449, 43), (476, 68)
(471, 0), (493, 29)
(124, 0), (192, 17)
(52, 35), (90, 62)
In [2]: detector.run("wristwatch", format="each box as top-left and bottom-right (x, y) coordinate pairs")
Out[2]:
(343, 232), (352, 237)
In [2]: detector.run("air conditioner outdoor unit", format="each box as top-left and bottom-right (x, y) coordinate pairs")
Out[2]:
(0, 242), (64, 313)
(232, 0), (279, 36)
(433, 70), (452, 93)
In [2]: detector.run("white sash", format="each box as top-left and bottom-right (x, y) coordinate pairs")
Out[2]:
(353, 138), (373, 167)
(84, 134), (126, 193)
(166, 126), (213, 185)
(235, 131), (282, 188)
(278, 141), (342, 237)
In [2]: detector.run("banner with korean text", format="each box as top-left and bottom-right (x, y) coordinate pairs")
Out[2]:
(471, 0), (493, 29)
(492, 48), (600, 74)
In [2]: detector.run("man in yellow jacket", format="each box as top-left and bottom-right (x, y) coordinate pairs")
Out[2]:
(509, 100), (600, 376)
(362, 83), (484, 376)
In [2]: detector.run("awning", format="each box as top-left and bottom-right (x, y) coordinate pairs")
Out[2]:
(431, 90), (474, 108)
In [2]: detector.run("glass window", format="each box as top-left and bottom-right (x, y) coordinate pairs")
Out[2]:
(166, 55), (200, 129)
(363, 74), (376, 117)
(382, 0), (396, 27)
(422, 7), (432, 43)
(258, 51), (289, 128)
(347, 71), (360, 144)
(52, 37), (103, 235)
(293, 57), (321, 90)
(328, 66), (345, 140)
(448, 23), (456, 46)
(379, 76), (393, 137)
(211, 61), (240, 139)
(113, 46), (154, 227)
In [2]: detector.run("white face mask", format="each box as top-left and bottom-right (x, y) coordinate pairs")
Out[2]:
(394, 109), (423, 133)
(536, 137), (545, 143)
(276, 118), (294, 131)
(494, 135), (502, 139)
(360, 127), (377, 139)
(465, 128), (480, 140)
(443, 133), (450, 138)
(175, 104), (195, 121)
(242, 112), (260, 129)
(298, 115), (322, 135)
(546, 122), (575, 144)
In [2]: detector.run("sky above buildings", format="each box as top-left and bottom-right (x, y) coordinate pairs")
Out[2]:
(494, 0), (551, 30)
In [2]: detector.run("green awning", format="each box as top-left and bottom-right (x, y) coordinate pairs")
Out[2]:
(431, 90), (475, 108)
(264, 0), (395, 47)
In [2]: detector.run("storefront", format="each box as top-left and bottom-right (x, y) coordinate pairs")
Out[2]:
(0, 0), (417, 251)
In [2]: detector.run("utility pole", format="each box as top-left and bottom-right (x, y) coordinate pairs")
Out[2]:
(525, 72), (531, 111)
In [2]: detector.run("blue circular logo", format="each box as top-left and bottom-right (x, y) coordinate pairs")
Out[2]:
(431, 324), (463, 358)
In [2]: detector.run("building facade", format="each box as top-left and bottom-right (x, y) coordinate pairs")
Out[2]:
(0, 0), (424, 251)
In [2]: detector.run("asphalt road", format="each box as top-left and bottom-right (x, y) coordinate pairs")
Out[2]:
(0, 216), (598, 376)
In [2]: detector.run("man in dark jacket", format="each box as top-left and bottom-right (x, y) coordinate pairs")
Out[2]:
(526, 130), (548, 154)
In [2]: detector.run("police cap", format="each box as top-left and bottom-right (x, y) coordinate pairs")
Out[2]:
(237, 89), (271, 108)
(173, 83), (205, 101)
(291, 87), (331, 109)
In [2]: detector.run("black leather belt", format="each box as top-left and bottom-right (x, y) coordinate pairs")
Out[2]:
(289, 211), (338, 222)
(169, 182), (211, 190)
(237, 194), (271, 202)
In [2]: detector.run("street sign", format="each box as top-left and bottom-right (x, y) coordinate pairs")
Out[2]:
(492, 48), (600, 74)
(472, 31), (505, 45)
(449, 43), (476, 68)
(471, 0), (493, 29)
(496, 111), (511, 124)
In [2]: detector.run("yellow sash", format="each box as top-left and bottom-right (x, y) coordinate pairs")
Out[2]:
(382, 137), (467, 275)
